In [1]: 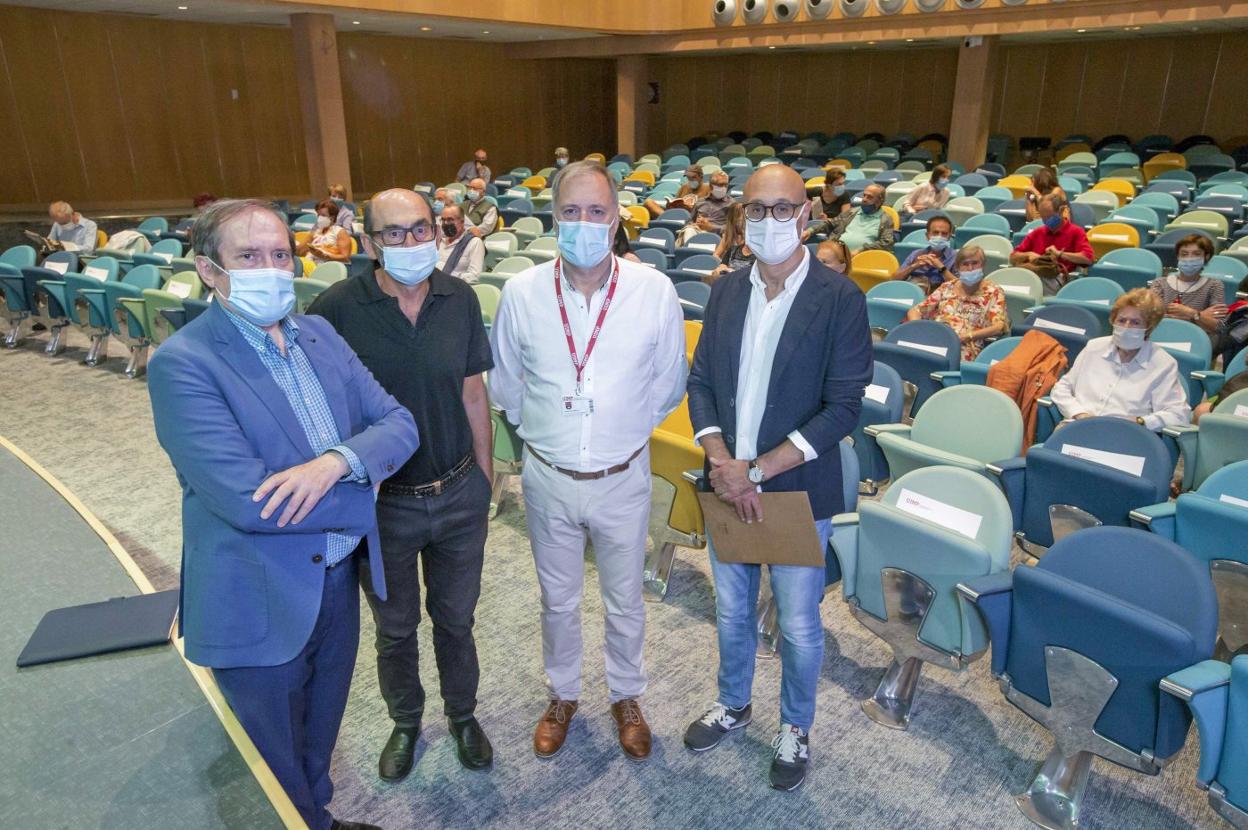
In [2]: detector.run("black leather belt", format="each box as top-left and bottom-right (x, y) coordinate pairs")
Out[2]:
(526, 444), (645, 481)
(379, 455), (474, 498)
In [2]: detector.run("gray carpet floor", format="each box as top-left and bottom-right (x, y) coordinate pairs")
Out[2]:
(0, 328), (1220, 829)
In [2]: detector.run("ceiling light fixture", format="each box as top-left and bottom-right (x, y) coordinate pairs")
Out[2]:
(352, 20), (361, 25)
(1076, 28), (1086, 33)
(177, 4), (188, 8)
(419, 25), (431, 31)
(482, 30), (490, 34)
(768, 45), (776, 49)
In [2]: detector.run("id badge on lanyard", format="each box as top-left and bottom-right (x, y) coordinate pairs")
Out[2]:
(554, 257), (619, 414)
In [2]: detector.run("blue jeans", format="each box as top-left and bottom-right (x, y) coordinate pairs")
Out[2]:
(709, 518), (833, 731)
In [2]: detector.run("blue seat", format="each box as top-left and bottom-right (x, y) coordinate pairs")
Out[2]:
(130, 238), (184, 270)
(1194, 342), (1248, 399)
(973, 186), (1013, 214)
(1162, 655), (1248, 828)
(1193, 195), (1246, 229)
(871, 319), (962, 416)
(1, 246), (57, 347)
(632, 247), (669, 271)
(994, 416), (1172, 552)
(1151, 318), (1213, 408)
(852, 361), (904, 492)
(958, 526), (1217, 830)
(1131, 191), (1180, 225)
(650, 208), (690, 235)
(953, 213), (1011, 247)
(953, 173), (989, 196)
(136, 217), (169, 243)
(1164, 388), (1248, 492)
(1109, 205), (1162, 244)
(891, 229), (930, 265)
(1148, 227), (1218, 269)
(675, 280), (711, 320)
(1042, 277), (1124, 335)
(671, 232), (721, 266)
(994, 198), (1030, 232)
(934, 336), (1022, 388)
(1145, 179), (1194, 207)
(1189, 153), (1237, 181)
(665, 253), (719, 284)
(73, 264), (165, 367)
(865, 281), (924, 335)
(630, 227), (675, 256)
(37, 256), (121, 357)
(829, 467), (1012, 729)
(1014, 304), (1101, 361)
(1087, 248), (1163, 292)
(897, 208), (948, 240)
(498, 198), (533, 228)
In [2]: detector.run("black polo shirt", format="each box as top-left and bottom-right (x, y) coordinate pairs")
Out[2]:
(307, 269), (492, 486)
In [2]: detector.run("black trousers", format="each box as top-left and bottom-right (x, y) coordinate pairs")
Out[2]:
(360, 464), (491, 726)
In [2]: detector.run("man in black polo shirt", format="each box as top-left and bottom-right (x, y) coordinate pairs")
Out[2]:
(307, 188), (495, 779)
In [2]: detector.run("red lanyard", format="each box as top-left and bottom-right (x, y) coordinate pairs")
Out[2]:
(553, 256), (619, 394)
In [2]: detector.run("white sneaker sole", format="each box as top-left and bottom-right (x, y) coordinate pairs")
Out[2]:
(684, 716), (752, 753)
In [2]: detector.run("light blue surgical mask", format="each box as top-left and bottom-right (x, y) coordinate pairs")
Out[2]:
(832, 185), (845, 197)
(432, 199), (445, 215)
(1044, 215), (1064, 232)
(959, 268), (984, 286)
(928, 235), (949, 251)
(215, 264), (295, 327)
(556, 157), (569, 168)
(1177, 257), (1204, 277)
(934, 178), (948, 190)
(381, 240), (439, 286)
(1112, 324), (1147, 351)
(558, 220), (613, 269)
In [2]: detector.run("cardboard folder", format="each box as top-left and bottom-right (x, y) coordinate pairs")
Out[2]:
(16, 590), (180, 668)
(696, 491), (824, 567)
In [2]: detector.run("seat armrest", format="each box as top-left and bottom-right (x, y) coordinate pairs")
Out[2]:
(1161, 660), (1233, 787)
(987, 456), (1027, 527)
(931, 370), (962, 387)
(1163, 425), (1200, 490)
(864, 423), (911, 439)
(1193, 369), (1225, 398)
(957, 572), (1014, 676)
(828, 514), (860, 600)
(1129, 501), (1177, 539)
(681, 469), (708, 491)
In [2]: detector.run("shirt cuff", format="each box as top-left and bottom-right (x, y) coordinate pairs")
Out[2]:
(1141, 414), (1162, 432)
(329, 445), (369, 483)
(693, 426), (722, 446)
(787, 430), (818, 462)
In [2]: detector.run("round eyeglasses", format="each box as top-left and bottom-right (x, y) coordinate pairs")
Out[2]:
(743, 201), (803, 222)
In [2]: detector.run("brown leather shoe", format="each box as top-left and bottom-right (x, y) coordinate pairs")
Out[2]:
(611, 698), (652, 761)
(533, 699), (578, 758)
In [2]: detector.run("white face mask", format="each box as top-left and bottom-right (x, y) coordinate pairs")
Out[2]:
(315, 215), (332, 229)
(1176, 257), (1204, 277)
(745, 214), (803, 266)
(711, 185), (728, 199)
(557, 220), (613, 269)
(1112, 324), (1147, 351)
(380, 240), (439, 286)
(466, 189), (481, 202)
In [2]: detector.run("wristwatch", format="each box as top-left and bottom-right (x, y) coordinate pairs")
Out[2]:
(747, 460), (766, 485)
(1135, 416), (1146, 426)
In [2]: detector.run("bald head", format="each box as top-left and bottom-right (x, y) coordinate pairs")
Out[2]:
(368, 188), (432, 233)
(860, 183), (885, 210)
(743, 163), (805, 205)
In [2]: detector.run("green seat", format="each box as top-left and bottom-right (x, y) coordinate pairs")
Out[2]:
(489, 409), (525, 517)
(990, 268), (1044, 330)
(118, 270), (205, 351)
(523, 237), (559, 264)
(869, 385), (1023, 482)
(1166, 388), (1248, 491)
(1166, 210), (1230, 241)
(493, 255), (535, 275)
(308, 261), (347, 284)
(473, 283), (501, 327)
(510, 216), (544, 246)
(484, 231), (518, 270)
(294, 278), (331, 314)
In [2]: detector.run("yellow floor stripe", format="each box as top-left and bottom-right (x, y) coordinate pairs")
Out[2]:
(0, 435), (308, 830)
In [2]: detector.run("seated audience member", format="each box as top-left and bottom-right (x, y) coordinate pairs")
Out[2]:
(643, 165), (710, 219)
(1220, 276), (1248, 367)
(1009, 194), (1094, 294)
(897, 164), (953, 217)
(436, 203), (486, 282)
(1049, 288), (1191, 430)
(815, 239), (850, 278)
(1192, 370), (1248, 423)
(823, 184), (894, 253)
(710, 203), (754, 278)
(463, 178), (499, 238)
(1024, 167), (1066, 223)
(296, 199), (352, 264)
(1148, 234), (1228, 339)
(806, 168), (851, 234)
(456, 148), (491, 185)
(46, 201), (99, 253)
(433, 187), (450, 216)
(906, 245), (1008, 360)
(612, 224), (642, 263)
(329, 184), (354, 229)
(678, 171), (734, 243)
(892, 215), (956, 292)
(554, 146), (571, 171)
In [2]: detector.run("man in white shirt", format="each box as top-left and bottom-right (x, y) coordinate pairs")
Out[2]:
(1049, 288), (1191, 430)
(47, 201), (98, 252)
(490, 160), (687, 763)
(436, 204), (485, 283)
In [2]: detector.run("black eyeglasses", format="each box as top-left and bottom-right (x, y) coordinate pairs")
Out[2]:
(743, 201), (803, 222)
(371, 223), (435, 246)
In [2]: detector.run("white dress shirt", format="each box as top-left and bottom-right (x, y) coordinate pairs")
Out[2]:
(1049, 336), (1191, 431)
(489, 255), (688, 471)
(693, 250), (818, 462)
(437, 234), (485, 283)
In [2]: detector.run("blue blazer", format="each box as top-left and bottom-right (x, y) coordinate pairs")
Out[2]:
(687, 258), (873, 519)
(148, 302), (419, 669)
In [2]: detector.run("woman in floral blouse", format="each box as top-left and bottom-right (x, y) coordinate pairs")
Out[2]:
(906, 244), (1009, 360)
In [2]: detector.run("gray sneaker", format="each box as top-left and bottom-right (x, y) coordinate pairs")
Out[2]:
(768, 724), (810, 791)
(683, 702), (752, 752)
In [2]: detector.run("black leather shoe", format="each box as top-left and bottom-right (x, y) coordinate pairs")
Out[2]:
(448, 716), (494, 770)
(378, 725), (420, 782)
(330, 819), (382, 830)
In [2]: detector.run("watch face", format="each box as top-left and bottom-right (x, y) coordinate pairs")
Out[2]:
(748, 465), (764, 483)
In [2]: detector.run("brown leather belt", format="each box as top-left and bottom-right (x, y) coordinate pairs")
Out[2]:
(379, 455), (474, 498)
(526, 444), (645, 481)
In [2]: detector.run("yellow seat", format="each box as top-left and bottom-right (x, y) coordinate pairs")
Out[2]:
(684, 320), (701, 366)
(997, 175), (1034, 199)
(881, 205), (900, 231)
(521, 175), (547, 193)
(848, 249), (899, 293)
(624, 170), (656, 187)
(1055, 143), (1092, 162)
(300, 256), (316, 277)
(586, 152), (606, 164)
(623, 205), (650, 240)
(1092, 178), (1136, 208)
(826, 158), (853, 171)
(1086, 222), (1141, 260)
(96, 230), (109, 249)
(294, 230), (311, 246)
(645, 399), (706, 601)
(917, 139), (943, 159)
(805, 175), (826, 195)
(1142, 153), (1186, 184)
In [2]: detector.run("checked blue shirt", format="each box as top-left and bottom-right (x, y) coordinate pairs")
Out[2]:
(224, 307), (369, 566)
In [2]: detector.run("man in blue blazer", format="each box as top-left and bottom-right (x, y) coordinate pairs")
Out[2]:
(681, 165), (872, 792)
(147, 199), (419, 830)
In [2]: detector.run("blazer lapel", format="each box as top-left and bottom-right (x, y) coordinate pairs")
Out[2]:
(765, 274), (831, 403)
(298, 323), (353, 441)
(723, 274), (751, 397)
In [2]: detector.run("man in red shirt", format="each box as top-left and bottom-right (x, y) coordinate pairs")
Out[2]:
(1010, 194), (1095, 295)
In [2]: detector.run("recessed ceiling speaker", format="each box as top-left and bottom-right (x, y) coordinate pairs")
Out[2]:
(839, 0), (868, 18)
(915, 0), (946, 9)
(804, 0), (833, 18)
(956, 0), (986, 7)
(712, 0), (738, 25)
(876, 0), (906, 13)
(742, 0), (769, 23)
(1001, 0), (1027, 5)
(775, 0), (799, 21)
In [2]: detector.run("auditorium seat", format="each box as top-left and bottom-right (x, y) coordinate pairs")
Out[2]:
(472, 283), (501, 329)
(872, 319), (962, 416)
(963, 235), (1013, 274)
(1167, 210), (1230, 242)
(830, 466), (1012, 729)
(1151, 318), (1213, 407)
(1086, 221), (1141, 260)
(933, 335), (1022, 388)
(308, 262), (347, 284)
(1109, 205), (1162, 244)
(37, 256), (120, 357)
(73, 263), (164, 368)
(116, 270), (204, 357)
(293, 278), (331, 314)
(130, 238), (185, 270)
(1014, 304), (1100, 368)
(522, 237), (559, 265)
(483, 231), (519, 269)
(1041, 277), (1124, 335)
(509, 216), (544, 247)
(643, 395), (705, 603)
(865, 281), (924, 336)
(958, 526), (1216, 830)
(633, 247), (669, 270)
(1087, 247), (1163, 292)
(2, 246), (60, 348)
(1149, 227), (1217, 268)
(943, 196), (984, 228)
(953, 213), (1010, 247)
(1193, 348), (1248, 399)
(1166, 388), (1248, 491)
(1073, 191), (1118, 225)
(849, 250), (898, 293)
(991, 268), (1044, 330)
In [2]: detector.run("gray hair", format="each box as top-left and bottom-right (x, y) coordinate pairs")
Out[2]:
(955, 245), (985, 268)
(1039, 192), (1067, 213)
(192, 198), (293, 265)
(551, 160), (617, 223)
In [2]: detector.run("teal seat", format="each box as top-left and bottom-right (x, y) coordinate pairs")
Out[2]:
(1151, 318), (1213, 407)
(829, 466), (1013, 729)
(869, 385), (1023, 482)
(1165, 388), (1248, 491)
(865, 281), (924, 335)
(1194, 347), (1248, 399)
(1088, 248), (1163, 292)
(131, 237), (183, 269)
(972, 186), (1013, 214)
(0, 245), (39, 343)
(991, 267), (1044, 330)
(293, 278), (331, 314)
(116, 270), (205, 367)
(0, 244), (37, 280)
(37, 256), (120, 356)
(953, 214), (1011, 247)
(1042, 277), (1124, 335)
(935, 336), (1022, 388)
(1156, 169), (1199, 187)
(962, 235), (1014, 274)
(891, 229), (930, 266)
(1110, 205), (1162, 244)
(136, 217), (169, 243)
(1203, 255), (1248, 301)
(1131, 191), (1180, 225)
(72, 264), (164, 367)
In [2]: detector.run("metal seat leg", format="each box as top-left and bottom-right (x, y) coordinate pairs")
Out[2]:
(124, 343), (148, 378)
(643, 541), (678, 603)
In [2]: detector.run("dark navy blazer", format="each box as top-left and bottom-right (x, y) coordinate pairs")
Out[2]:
(687, 257), (873, 518)
(148, 301), (419, 669)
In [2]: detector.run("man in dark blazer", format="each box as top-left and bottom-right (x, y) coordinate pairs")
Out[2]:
(681, 165), (873, 792)
(147, 199), (420, 830)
